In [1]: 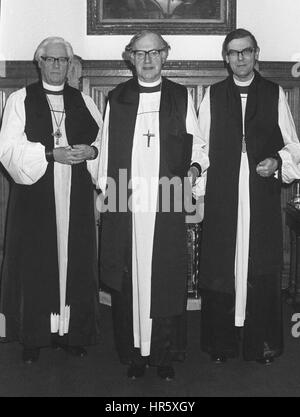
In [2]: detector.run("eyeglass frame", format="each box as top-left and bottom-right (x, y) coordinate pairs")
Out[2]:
(40, 56), (70, 65)
(131, 48), (166, 60)
(226, 47), (256, 59)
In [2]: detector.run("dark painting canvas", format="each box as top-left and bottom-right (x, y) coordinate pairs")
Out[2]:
(88, 0), (236, 34)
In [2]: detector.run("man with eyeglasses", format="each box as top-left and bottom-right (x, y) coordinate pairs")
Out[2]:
(199, 28), (300, 365)
(0, 37), (102, 363)
(97, 30), (209, 380)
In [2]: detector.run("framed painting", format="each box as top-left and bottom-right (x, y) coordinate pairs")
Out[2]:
(87, 0), (236, 35)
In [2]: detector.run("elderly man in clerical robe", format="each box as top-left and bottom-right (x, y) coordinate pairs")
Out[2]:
(0, 37), (103, 364)
(97, 30), (209, 380)
(199, 28), (300, 365)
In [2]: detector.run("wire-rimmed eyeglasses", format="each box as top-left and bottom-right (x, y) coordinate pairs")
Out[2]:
(41, 56), (70, 65)
(131, 49), (165, 60)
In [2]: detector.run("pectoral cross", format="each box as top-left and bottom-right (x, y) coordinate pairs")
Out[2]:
(53, 129), (62, 145)
(143, 130), (155, 148)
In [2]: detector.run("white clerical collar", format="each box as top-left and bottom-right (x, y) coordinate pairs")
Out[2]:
(138, 78), (162, 88)
(233, 74), (255, 87)
(42, 81), (65, 92)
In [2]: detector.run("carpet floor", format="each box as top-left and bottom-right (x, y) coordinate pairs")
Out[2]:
(0, 297), (300, 397)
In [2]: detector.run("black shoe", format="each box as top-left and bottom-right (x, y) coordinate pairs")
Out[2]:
(52, 340), (87, 358)
(51, 341), (62, 351)
(65, 346), (87, 358)
(22, 347), (40, 364)
(157, 365), (175, 381)
(256, 357), (274, 365)
(210, 354), (227, 364)
(127, 363), (146, 379)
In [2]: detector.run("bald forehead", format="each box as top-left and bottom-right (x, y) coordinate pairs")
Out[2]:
(133, 33), (165, 50)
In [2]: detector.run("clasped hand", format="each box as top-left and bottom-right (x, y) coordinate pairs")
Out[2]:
(53, 145), (95, 165)
(256, 157), (278, 177)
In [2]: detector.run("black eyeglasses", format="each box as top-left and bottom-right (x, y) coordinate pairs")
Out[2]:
(227, 47), (255, 59)
(41, 56), (70, 65)
(131, 49), (165, 60)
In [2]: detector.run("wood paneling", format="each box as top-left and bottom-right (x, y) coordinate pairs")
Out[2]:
(0, 59), (300, 284)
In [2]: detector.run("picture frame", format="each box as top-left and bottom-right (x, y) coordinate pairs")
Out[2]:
(87, 0), (236, 35)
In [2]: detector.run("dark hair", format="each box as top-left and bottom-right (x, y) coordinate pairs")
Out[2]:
(222, 28), (258, 57)
(124, 30), (170, 60)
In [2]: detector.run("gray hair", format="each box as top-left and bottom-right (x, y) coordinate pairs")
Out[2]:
(124, 30), (170, 60)
(34, 37), (74, 61)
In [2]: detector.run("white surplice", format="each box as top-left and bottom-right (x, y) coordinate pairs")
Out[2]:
(98, 78), (209, 356)
(131, 81), (161, 355)
(0, 81), (103, 336)
(234, 77), (251, 327)
(198, 80), (300, 327)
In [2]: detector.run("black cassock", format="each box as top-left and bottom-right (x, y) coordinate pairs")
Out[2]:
(99, 78), (194, 365)
(0, 82), (101, 347)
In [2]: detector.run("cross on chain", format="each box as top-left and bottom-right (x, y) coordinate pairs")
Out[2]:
(143, 130), (155, 148)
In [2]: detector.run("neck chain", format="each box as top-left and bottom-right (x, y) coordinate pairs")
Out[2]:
(46, 95), (65, 145)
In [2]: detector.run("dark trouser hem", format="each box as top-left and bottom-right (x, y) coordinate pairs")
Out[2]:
(2, 312), (100, 348)
(112, 290), (182, 367)
(201, 289), (239, 358)
(111, 221), (187, 367)
(111, 266), (186, 367)
(200, 272), (283, 360)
